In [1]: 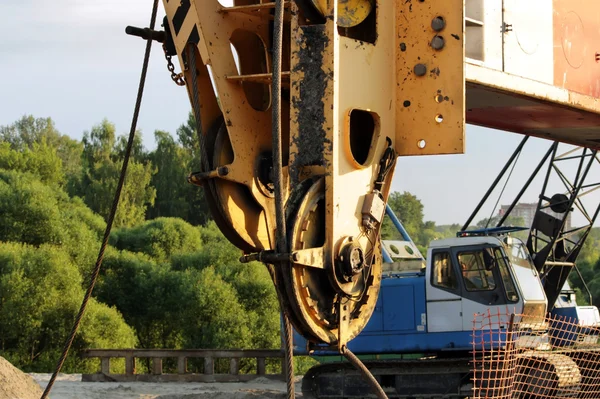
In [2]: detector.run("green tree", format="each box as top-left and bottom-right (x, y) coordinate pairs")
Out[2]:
(0, 116), (60, 150)
(79, 120), (156, 227)
(0, 243), (136, 372)
(435, 224), (462, 239)
(94, 249), (172, 348)
(223, 262), (280, 349)
(110, 217), (203, 263)
(381, 191), (437, 253)
(113, 134), (148, 163)
(172, 222), (280, 349)
(0, 169), (104, 273)
(474, 215), (525, 229)
(0, 115), (84, 192)
(0, 140), (64, 186)
(176, 111), (198, 156)
(183, 267), (253, 349)
(147, 130), (193, 220)
(172, 113), (212, 225)
(95, 249), (257, 351)
(382, 192), (424, 241)
(171, 221), (239, 272)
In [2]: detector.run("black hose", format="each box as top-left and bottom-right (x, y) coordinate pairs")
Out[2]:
(40, 1), (160, 397)
(342, 345), (389, 399)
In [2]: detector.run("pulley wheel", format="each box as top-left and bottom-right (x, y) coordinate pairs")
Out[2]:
(203, 119), (270, 253)
(296, 0), (374, 27)
(280, 177), (382, 344)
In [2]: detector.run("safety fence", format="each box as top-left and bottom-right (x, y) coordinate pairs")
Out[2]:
(472, 309), (600, 399)
(82, 349), (285, 382)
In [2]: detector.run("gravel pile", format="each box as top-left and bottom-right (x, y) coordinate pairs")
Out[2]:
(0, 357), (43, 399)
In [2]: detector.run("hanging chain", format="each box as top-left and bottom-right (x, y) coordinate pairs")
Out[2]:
(163, 43), (186, 86)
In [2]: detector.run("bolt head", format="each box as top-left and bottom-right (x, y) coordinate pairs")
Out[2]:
(431, 36), (445, 50)
(414, 63), (427, 76)
(431, 16), (446, 32)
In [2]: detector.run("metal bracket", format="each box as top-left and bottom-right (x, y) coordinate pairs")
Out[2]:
(290, 247), (325, 269)
(337, 300), (351, 350)
(501, 22), (513, 33)
(239, 247), (325, 269)
(187, 166), (229, 186)
(125, 26), (166, 43)
(239, 250), (291, 264)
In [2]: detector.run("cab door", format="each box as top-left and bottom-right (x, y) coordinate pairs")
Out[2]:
(426, 250), (463, 332)
(454, 246), (517, 331)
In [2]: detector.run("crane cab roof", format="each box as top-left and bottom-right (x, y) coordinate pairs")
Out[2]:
(429, 235), (504, 249)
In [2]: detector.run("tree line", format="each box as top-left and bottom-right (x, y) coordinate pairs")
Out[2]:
(0, 115), (280, 373)
(1, 114), (600, 374)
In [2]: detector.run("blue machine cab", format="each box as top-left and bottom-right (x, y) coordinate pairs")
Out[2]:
(294, 209), (557, 356)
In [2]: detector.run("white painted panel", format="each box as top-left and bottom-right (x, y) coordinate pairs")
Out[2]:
(427, 299), (463, 332)
(462, 300), (520, 331)
(502, 0), (554, 84)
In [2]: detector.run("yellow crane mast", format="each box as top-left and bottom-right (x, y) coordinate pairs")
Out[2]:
(156, 0), (600, 351)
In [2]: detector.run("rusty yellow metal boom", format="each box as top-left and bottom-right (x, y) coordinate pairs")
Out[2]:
(158, 0), (600, 348)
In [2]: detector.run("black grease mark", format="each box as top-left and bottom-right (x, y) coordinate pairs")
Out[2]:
(400, 42), (407, 52)
(290, 25), (331, 184)
(172, 0), (190, 36)
(187, 25), (200, 45)
(430, 67), (440, 77)
(451, 34), (460, 40)
(403, 100), (411, 107)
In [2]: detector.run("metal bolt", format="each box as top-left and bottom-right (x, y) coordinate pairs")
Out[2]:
(414, 63), (427, 76)
(431, 16), (446, 32)
(431, 36), (445, 50)
(292, 252), (300, 262)
(218, 166), (229, 176)
(501, 22), (513, 33)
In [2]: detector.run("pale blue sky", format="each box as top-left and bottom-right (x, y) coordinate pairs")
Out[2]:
(2, 1), (598, 226)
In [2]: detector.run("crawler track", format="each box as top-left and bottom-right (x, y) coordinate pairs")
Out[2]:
(302, 352), (586, 399)
(302, 358), (472, 398)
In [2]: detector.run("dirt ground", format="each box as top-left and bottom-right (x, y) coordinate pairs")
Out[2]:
(31, 373), (303, 399)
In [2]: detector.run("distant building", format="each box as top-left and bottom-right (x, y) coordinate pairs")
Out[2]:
(498, 202), (572, 230)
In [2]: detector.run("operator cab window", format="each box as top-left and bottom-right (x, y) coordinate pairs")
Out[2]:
(495, 248), (519, 302)
(458, 251), (496, 291)
(432, 251), (457, 290)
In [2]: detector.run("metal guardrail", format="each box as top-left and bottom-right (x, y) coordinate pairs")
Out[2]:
(81, 349), (285, 382)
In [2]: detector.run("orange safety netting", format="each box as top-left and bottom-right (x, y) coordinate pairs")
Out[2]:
(471, 309), (600, 399)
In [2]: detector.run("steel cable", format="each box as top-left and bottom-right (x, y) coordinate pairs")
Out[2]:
(40, 1), (159, 397)
(270, 0), (295, 396)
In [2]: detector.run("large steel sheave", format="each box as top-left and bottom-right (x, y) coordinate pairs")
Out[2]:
(203, 121), (381, 345)
(279, 177), (382, 345)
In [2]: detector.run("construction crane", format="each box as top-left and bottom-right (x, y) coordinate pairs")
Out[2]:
(126, 0), (600, 397)
(295, 140), (600, 398)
